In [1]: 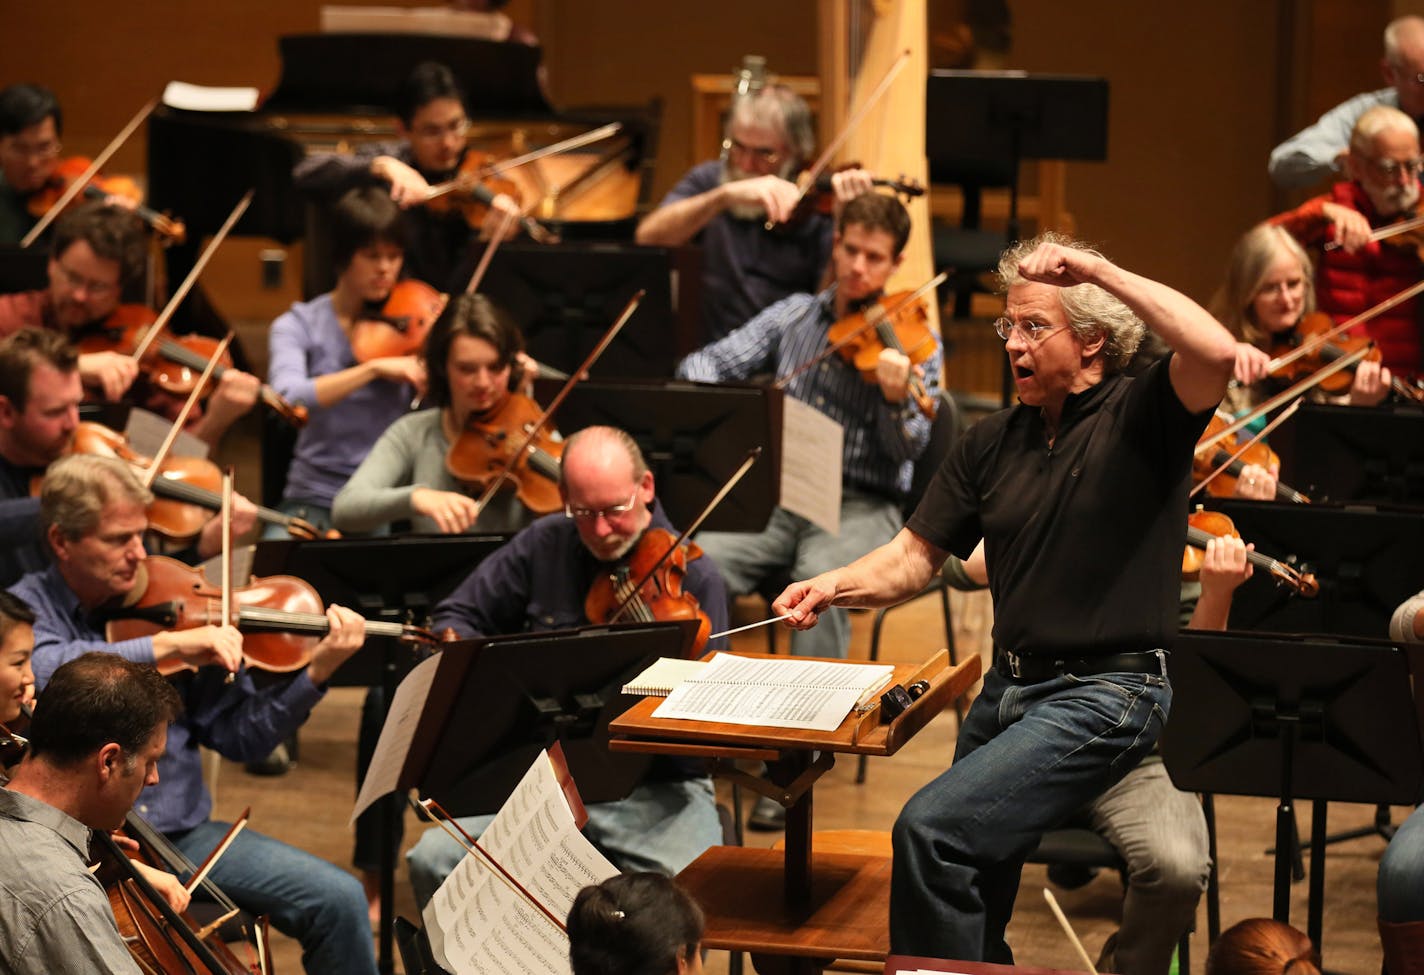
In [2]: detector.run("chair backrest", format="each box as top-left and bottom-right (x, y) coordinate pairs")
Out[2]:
(904, 388), (964, 520)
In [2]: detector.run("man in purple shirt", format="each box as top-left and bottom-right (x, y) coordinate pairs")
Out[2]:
(13, 453), (379, 975)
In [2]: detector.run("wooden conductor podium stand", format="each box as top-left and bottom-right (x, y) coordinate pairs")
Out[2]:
(610, 650), (981, 973)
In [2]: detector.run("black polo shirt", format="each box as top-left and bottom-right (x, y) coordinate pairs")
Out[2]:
(907, 355), (1211, 657)
(0, 453), (46, 588)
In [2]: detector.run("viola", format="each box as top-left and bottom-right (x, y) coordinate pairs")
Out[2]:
(584, 527), (711, 654)
(1266, 312), (1424, 404)
(75, 305), (309, 428)
(424, 150), (525, 227)
(445, 392), (564, 515)
(349, 279), (447, 363)
(774, 166), (926, 232)
(1182, 507), (1318, 597)
(1190, 414), (1309, 503)
(65, 422), (333, 542)
(825, 287), (940, 419)
(28, 156), (187, 246)
(98, 556), (438, 676)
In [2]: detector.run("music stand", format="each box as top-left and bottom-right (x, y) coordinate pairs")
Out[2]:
(533, 378), (782, 533)
(925, 70), (1108, 242)
(0, 245), (49, 295)
(412, 620), (696, 816)
(1204, 498), (1424, 639)
(457, 241), (694, 376)
(1163, 630), (1423, 950)
(252, 533), (507, 974)
(1271, 402), (1424, 506)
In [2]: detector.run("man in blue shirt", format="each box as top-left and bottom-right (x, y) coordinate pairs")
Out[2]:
(13, 453), (380, 975)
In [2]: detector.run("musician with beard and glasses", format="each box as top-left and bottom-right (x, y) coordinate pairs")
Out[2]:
(635, 84), (876, 342)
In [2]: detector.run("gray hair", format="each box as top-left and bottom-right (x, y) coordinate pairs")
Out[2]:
(558, 426), (649, 489)
(40, 454), (152, 540)
(728, 84), (815, 164)
(996, 231), (1145, 372)
(1350, 104), (1418, 155)
(1211, 223), (1315, 347)
(1384, 16), (1424, 66)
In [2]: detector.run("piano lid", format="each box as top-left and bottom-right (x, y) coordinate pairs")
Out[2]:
(260, 33), (552, 119)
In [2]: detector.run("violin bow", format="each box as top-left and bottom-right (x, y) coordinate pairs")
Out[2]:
(21, 97), (158, 248)
(1042, 888), (1100, 975)
(1197, 343), (1371, 456)
(765, 48), (913, 230)
(1264, 278), (1424, 375)
(140, 333), (232, 490)
(129, 190), (253, 364)
(463, 206), (520, 294)
(1324, 212), (1424, 250)
(426, 122), (623, 202)
(774, 271), (947, 391)
(409, 795), (567, 933)
(607, 447), (762, 625)
(471, 290), (645, 514)
(1190, 398), (1301, 499)
(183, 806), (250, 896)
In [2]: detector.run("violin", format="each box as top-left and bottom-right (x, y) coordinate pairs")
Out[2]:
(1190, 414), (1309, 503)
(349, 279), (447, 363)
(65, 422), (334, 542)
(824, 287), (940, 419)
(76, 305), (309, 428)
(1182, 507), (1318, 597)
(98, 556), (437, 676)
(28, 156), (187, 246)
(445, 392), (564, 514)
(424, 150), (525, 227)
(584, 527), (711, 654)
(1266, 312), (1424, 404)
(774, 166), (926, 232)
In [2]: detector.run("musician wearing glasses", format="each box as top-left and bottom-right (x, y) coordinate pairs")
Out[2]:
(404, 425), (727, 908)
(293, 60), (522, 292)
(635, 83), (876, 341)
(1270, 16), (1424, 189)
(1268, 105), (1424, 381)
(773, 232), (1236, 963)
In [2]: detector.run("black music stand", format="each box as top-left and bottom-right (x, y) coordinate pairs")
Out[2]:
(1271, 402), (1424, 506)
(1163, 631), (1423, 953)
(1204, 498), (1424, 639)
(251, 533), (507, 975)
(412, 620), (696, 816)
(533, 378), (782, 533)
(0, 245), (49, 295)
(457, 241), (694, 376)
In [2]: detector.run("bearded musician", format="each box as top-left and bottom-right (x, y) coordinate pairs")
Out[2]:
(404, 424), (728, 907)
(636, 83), (877, 341)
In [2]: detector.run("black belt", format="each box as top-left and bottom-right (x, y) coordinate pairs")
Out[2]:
(995, 648), (1166, 683)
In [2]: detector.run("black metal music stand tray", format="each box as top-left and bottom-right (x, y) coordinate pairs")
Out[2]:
(1271, 401), (1424, 506)
(533, 377), (782, 533)
(252, 533), (510, 687)
(457, 241), (695, 376)
(412, 620), (696, 817)
(1163, 630), (1423, 953)
(1203, 498), (1424, 639)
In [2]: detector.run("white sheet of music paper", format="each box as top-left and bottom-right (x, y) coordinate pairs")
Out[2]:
(161, 81), (260, 113)
(350, 652), (441, 823)
(424, 751), (619, 975)
(653, 652), (893, 731)
(779, 396), (843, 534)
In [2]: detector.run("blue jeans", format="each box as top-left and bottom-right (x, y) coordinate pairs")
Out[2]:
(1379, 803), (1424, 922)
(696, 493), (902, 658)
(260, 499), (335, 541)
(890, 663), (1170, 961)
(406, 777), (722, 908)
(171, 820), (376, 975)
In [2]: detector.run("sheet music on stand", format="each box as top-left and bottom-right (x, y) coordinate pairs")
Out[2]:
(423, 748), (618, 975)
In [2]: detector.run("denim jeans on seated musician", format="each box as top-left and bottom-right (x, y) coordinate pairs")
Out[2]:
(1379, 803), (1424, 923)
(170, 819), (377, 974)
(890, 663), (1170, 962)
(260, 499), (335, 541)
(406, 777), (722, 908)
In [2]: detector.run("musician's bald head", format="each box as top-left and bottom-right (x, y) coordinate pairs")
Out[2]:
(559, 426), (654, 563)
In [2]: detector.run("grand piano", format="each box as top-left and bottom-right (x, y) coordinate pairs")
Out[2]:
(147, 32), (663, 258)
